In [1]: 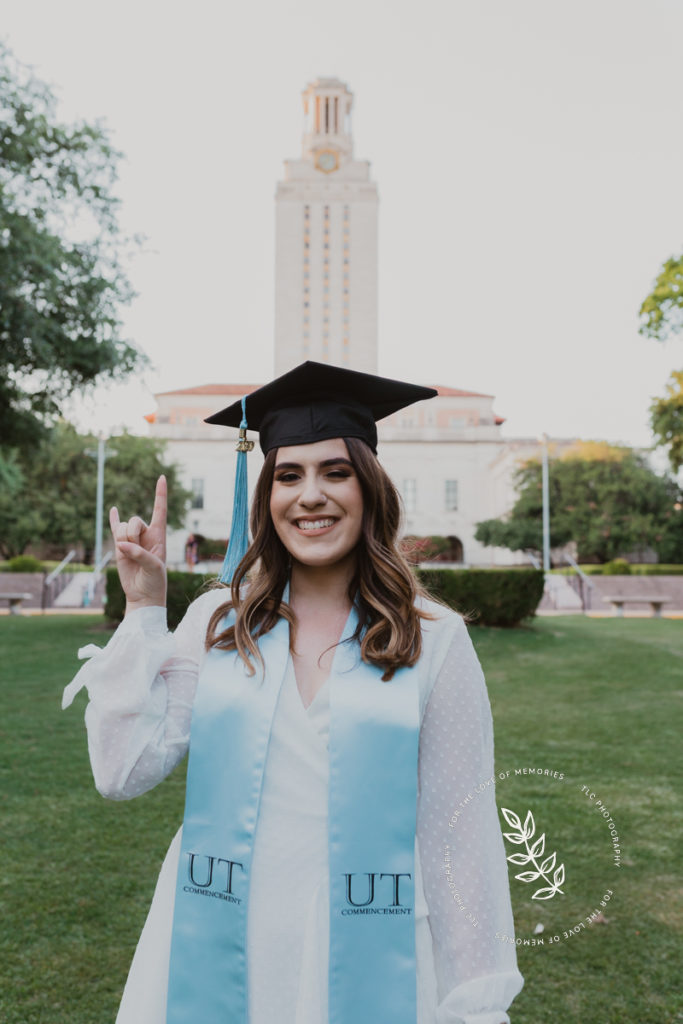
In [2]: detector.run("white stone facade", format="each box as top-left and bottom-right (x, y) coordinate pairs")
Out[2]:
(275, 79), (378, 375)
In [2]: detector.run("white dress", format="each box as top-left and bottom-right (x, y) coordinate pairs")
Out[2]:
(63, 590), (524, 1024)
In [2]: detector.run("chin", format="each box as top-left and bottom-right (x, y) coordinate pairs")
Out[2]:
(290, 545), (359, 571)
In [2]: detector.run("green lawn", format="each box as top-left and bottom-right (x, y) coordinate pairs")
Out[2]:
(0, 614), (680, 1024)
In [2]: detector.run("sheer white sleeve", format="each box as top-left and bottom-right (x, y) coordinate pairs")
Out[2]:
(62, 590), (226, 801)
(417, 616), (524, 1024)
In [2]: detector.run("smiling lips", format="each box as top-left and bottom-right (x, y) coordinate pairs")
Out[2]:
(295, 517), (338, 532)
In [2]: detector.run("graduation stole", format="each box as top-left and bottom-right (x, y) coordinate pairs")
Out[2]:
(166, 600), (421, 1024)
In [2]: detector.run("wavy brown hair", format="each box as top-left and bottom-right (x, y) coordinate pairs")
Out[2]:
(205, 437), (434, 680)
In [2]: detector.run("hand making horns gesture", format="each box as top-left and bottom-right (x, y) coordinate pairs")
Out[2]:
(109, 475), (168, 610)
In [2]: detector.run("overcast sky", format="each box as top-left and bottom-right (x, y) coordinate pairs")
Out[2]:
(4, 0), (683, 451)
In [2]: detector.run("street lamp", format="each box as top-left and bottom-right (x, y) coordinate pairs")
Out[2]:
(85, 434), (117, 573)
(541, 433), (550, 573)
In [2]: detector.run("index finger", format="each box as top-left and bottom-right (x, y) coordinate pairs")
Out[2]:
(150, 475), (167, 531)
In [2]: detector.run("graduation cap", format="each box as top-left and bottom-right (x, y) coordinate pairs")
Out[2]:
(205, 361), (437, 583)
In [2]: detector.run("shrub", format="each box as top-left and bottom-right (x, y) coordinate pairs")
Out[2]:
(556, 563), (683, 576)
(417, 568), (545, 627)
(630, 564), (683, 575)
(602, 558), (632, 575)
(196, 537), (228, 562)
(4, 555), (44, 573)
(105, 568), (222, 630)
(106, 567), (545, 631)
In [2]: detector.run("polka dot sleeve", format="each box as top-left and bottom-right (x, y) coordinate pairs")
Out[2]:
(417, 615), (524, 1023)
(63, 590), (228, 801)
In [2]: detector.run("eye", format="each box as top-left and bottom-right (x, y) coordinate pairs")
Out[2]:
(326, 469), (351, 479)
(274, 471), (300, 483)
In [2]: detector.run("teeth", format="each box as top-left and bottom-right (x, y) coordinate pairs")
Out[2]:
(296, 518), (336, 531)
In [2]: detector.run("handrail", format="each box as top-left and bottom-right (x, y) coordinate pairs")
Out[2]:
(563, 552), (594, 587)
(94, 550), (113, 575)
(562, 552), (594, 611)
(42, 551), (77, 610)
(84, 550), (113, 604)
(44, 550), (76, 586)
(525, 551), (541, 570)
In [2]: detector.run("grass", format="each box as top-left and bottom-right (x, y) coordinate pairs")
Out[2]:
(0, 613), (681, 1023)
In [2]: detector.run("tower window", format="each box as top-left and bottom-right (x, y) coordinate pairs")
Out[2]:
(402, 479), (417, 514)
(191, 478), (204, 510)
(445, 480), (459, 511)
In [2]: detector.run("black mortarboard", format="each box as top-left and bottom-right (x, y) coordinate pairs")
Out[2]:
(204, 360), (437, 455)
(205, 361), (437, 583)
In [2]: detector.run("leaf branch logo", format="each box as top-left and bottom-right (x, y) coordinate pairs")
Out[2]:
(501, 807), (566, 900)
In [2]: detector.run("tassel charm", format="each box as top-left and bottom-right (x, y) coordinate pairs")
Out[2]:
(236, 428), (254, 453)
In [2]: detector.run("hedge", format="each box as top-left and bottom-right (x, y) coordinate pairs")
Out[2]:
(105, 568), (224, 630)
(1, 555), (45, 572)
(417, 568), (545, 627)
(105, 566), (545, 631)
(553, 563), (683, 576)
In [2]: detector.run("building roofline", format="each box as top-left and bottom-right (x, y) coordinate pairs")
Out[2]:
(156, 382), (496, 400)
(155, 383), (261, 397)
(432, 385), (495, 399)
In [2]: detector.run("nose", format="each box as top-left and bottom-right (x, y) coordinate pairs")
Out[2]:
(298, 470), (328, 509)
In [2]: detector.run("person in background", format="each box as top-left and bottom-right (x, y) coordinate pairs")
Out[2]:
(184, 533), (199, 571)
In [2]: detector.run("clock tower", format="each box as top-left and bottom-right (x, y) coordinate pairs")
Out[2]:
(274, 78), (379, 375)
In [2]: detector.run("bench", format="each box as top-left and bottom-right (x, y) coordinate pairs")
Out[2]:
(0, 592), (33, 615)
(603, 595), (671, 618)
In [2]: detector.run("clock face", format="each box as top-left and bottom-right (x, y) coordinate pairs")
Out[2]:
(315, 149), (339, 173)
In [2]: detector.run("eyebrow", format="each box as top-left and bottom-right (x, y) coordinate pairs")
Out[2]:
(274, 457), (354, 471)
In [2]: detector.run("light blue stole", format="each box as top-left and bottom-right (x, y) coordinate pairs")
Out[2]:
(166, 599), (421, 1023)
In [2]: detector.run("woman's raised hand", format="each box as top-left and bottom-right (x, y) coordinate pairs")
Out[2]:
(109, 475), (168, 611)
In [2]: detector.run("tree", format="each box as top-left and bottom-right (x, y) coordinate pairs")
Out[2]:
(639, 253), (683, 471)
(649, 370), (683, 475)
(0, 422), (192, 560)
(639, 254), (683, 342)
(475, 444), (682, 564)
(0, 43), (144, 450)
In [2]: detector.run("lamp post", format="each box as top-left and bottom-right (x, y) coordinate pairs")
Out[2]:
(541, 433), (550, 572)
(94, 435), (106, 572)
(85, 434), (117, 572)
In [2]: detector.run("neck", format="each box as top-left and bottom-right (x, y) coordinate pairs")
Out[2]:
(288, 555), (356, 615)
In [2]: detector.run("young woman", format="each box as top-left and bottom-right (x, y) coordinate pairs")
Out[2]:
(64, 363), (523, 1024)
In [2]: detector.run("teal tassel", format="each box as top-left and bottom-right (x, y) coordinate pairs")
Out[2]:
(220, 397), (253, 585)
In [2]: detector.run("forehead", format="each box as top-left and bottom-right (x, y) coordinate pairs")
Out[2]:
(274, 438), (349, 465)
